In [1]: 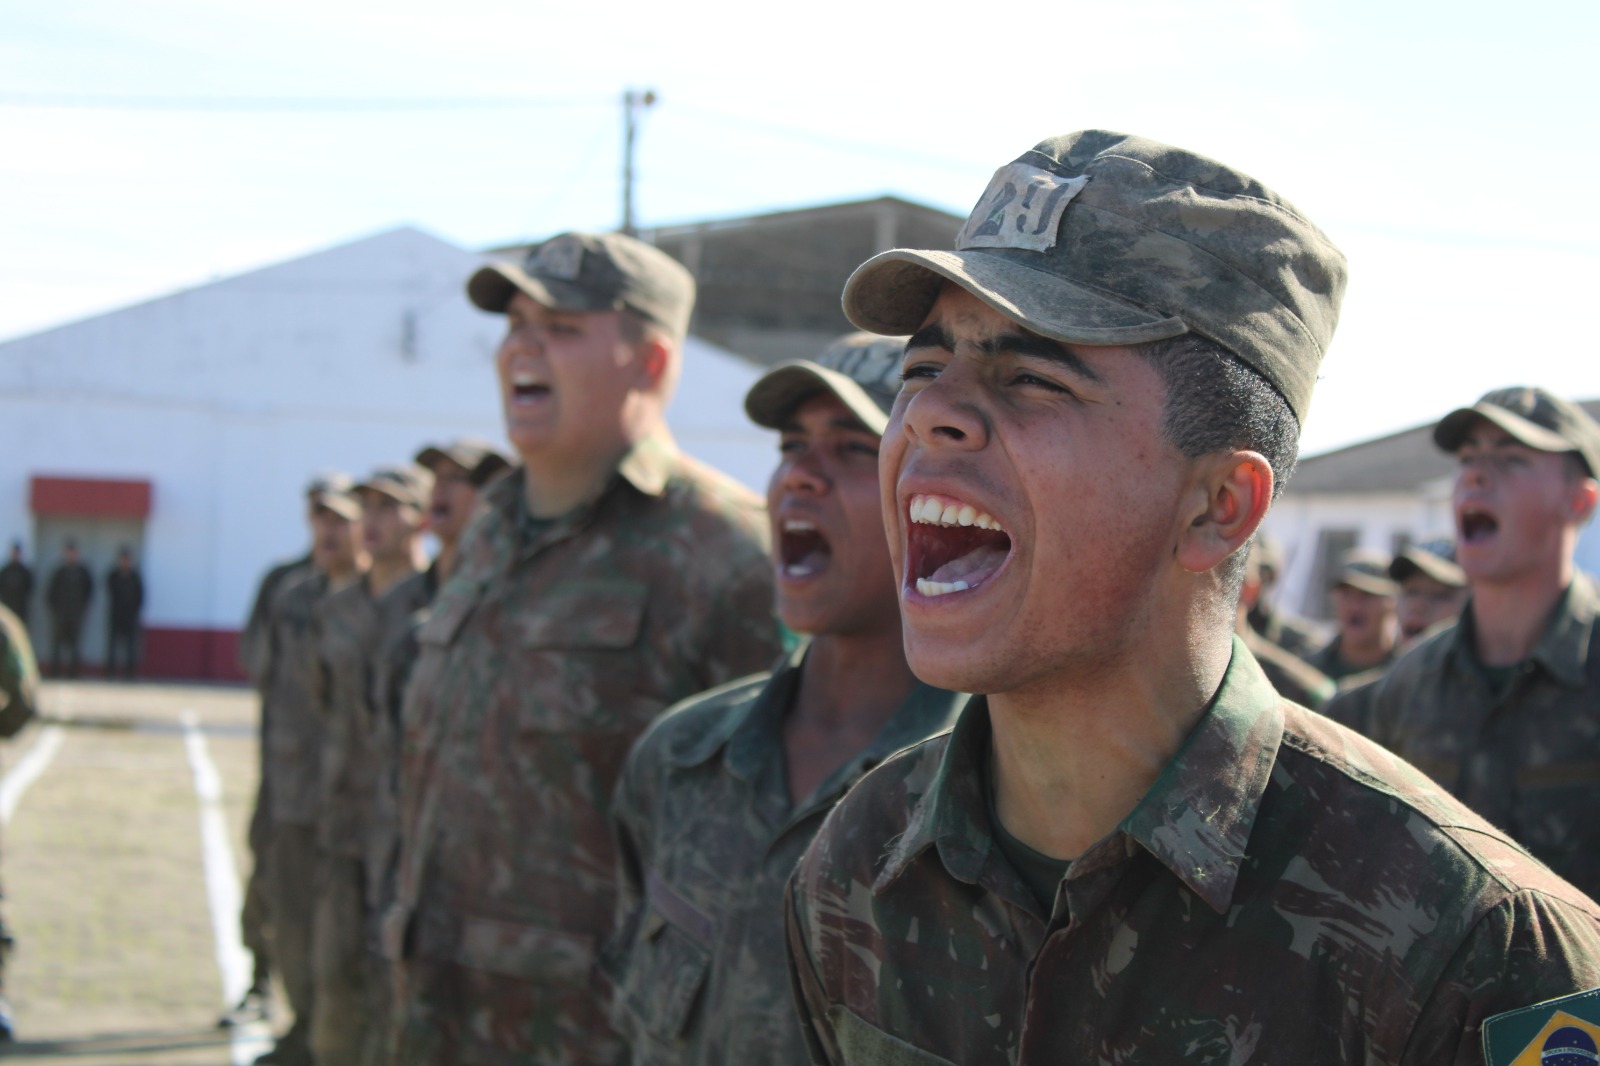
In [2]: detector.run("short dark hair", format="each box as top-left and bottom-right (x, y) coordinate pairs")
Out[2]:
(1132, 333), (1302, 595)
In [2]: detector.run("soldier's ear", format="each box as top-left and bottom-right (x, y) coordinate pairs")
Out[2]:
(1569, 474), (1599, 526)
(1175, 450), (1273, 577)
(630, 334), (672, 393)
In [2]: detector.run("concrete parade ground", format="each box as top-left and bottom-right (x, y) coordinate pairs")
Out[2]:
(0, 681), (275, 1064)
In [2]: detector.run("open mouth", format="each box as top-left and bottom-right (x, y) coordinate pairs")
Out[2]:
(1459, 507), (1499, 543)
(905, 493), (1012, 598)
(779, 518), (831, 578)
(510, 372), (550, 404)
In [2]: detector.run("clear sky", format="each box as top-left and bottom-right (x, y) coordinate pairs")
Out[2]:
(4, 0), (1595, 455)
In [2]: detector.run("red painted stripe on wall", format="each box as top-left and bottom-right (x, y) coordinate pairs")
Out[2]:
(30, 476), (153, 519)
(140, 627), (247, 683)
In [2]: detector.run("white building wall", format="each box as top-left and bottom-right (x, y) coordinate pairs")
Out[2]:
(0, 227), (778, 649)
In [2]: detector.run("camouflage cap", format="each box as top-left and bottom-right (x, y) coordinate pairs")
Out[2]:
(743, 332), (908, 435)
(415, 438), (510, 479)
(305, 471), (354, 499)
(313, 485), (363, 522)
(1433, 387), (1600, 478)
(467, 450), (514, 488)
(467, 231), (696, 340)
(1331, 548), (1398, 597)
(355, 464), (434, 510)
(842, 130), (1346, 424)
(1390, 538), (1466, 588)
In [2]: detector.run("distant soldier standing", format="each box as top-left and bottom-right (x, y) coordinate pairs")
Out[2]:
(1305, 548), (1400, 682)
(0, 544), (34, 627)
(387, 232), (780, 1065)
(605, 334), (963, 1065)
(784, 130), (1600, 1065)
(223, 475), (350, 1031)
(254, 484), (367, 1066)
(105, 547), (144, 680)
(309, 466), (431, 1066)
(1369, 388), (1600, 901)
(45, 540), (92, 678)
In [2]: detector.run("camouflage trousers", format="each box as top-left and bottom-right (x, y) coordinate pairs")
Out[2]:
(261, 823), (318, 1062)
(391, 955), (627, 1066)
(311, 853), (375, 1066)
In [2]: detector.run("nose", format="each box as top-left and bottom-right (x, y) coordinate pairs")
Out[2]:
(899, 365), (988, 451)
(1456, 454), (1492, 491)
(777, 449), (829, 496)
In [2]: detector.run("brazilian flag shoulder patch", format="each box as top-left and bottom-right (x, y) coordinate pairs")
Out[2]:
(1483, 988), (1600, 1066)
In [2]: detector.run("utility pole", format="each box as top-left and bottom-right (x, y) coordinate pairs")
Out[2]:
(621, 88), (658, 237)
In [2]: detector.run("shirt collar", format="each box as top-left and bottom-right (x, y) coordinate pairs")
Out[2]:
(1453, 578), (1598, 689)
(877, 636), (1284, 915)
(615, 430), (679, 498)
(670, 642), (967, 792)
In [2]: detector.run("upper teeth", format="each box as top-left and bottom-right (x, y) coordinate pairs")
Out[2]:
(907, 494), (1003, 531)
(513, 373), (539, 387)
(783, 518), (816, 532)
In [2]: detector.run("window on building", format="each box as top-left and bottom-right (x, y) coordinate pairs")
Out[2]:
(1308, 528), (1359, 620)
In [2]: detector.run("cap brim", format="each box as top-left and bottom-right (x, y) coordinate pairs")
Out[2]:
(744, 362), (889, 435)
(1434, 404), (1574, 456)
(843, 249), (1190, 347)
(355, 481), (420, 508)
(466, 262), (616, 315)
(1334, 573), (1398, 597)
(1391, 551), (1466, 587)
(315, 497), (362, 521)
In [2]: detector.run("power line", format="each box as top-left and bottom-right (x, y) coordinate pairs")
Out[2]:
(0, 90), (610, 112)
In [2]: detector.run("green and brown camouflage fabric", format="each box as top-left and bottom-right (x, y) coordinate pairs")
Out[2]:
(1305, 633), (1400, 683)
(365, 567), (434, 918)
(604, 645), (963, 1066)
(1246, 602), (1323, 661)
(0, 604), (38, 737)
(1366, 579), (1600, 901)
(389, 433), (780, 1066)
(1241, 624), (1335, 711)
(786, 637), (1600, 1066)
(312, 577), (383, 861)
(262, 568), (334, 827)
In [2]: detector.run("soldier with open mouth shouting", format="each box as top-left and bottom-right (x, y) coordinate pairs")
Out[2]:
(784, 131), (1600, 1065)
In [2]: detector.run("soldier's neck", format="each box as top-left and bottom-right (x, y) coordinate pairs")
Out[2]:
(368, 550), (421, 599)
(1469, 555), (1572, 666)
(986, 622), (1232, 861)
(783, 627), (916, 806)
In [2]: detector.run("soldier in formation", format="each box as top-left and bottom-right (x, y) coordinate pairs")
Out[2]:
(605, 333), (963, 1065)
(0, 602), (37, 1040)
(309, 465), (432, 1066)
(384, 231), (779, 1064)
(1366, 388), (1600, 901)
(1305, 548), (1401, 682)
(253, 482), (368, 1066)
(782, 129), (1600, 1063)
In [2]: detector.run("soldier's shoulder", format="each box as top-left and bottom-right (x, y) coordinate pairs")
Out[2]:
(629, 672), (772, 765)
(1276, 702), (1599, 914)
(800, 731), (952, 884)
(661, 452), (767, 530)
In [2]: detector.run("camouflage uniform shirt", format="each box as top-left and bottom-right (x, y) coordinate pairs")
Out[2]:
(605, 645), (963, 1065)
(1367, 579), (1600, 901)
(786, 638), (1600, 1066)
(263, 569), (333, 826)
(392, 434), (780, 1063)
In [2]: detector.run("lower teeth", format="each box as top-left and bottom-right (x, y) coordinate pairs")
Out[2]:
(916, 577), (970, 597)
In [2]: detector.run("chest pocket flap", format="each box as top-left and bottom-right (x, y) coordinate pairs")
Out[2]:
(517, 580), (648, 650)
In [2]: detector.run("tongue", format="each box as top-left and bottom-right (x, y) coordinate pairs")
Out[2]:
(791, 547), (830, 574)
(929, 544), (1008, 585)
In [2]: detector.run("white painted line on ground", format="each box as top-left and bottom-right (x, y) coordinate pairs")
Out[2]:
(0, 724), (66, 825)
(181, 710), (273, 1066)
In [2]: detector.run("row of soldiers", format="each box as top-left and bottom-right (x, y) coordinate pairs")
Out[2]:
(238, 129), (1600, 1066)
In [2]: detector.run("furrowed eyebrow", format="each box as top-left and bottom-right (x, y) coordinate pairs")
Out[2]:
(903, 321), (1103, 384)
(984, 330), (1104, 384)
